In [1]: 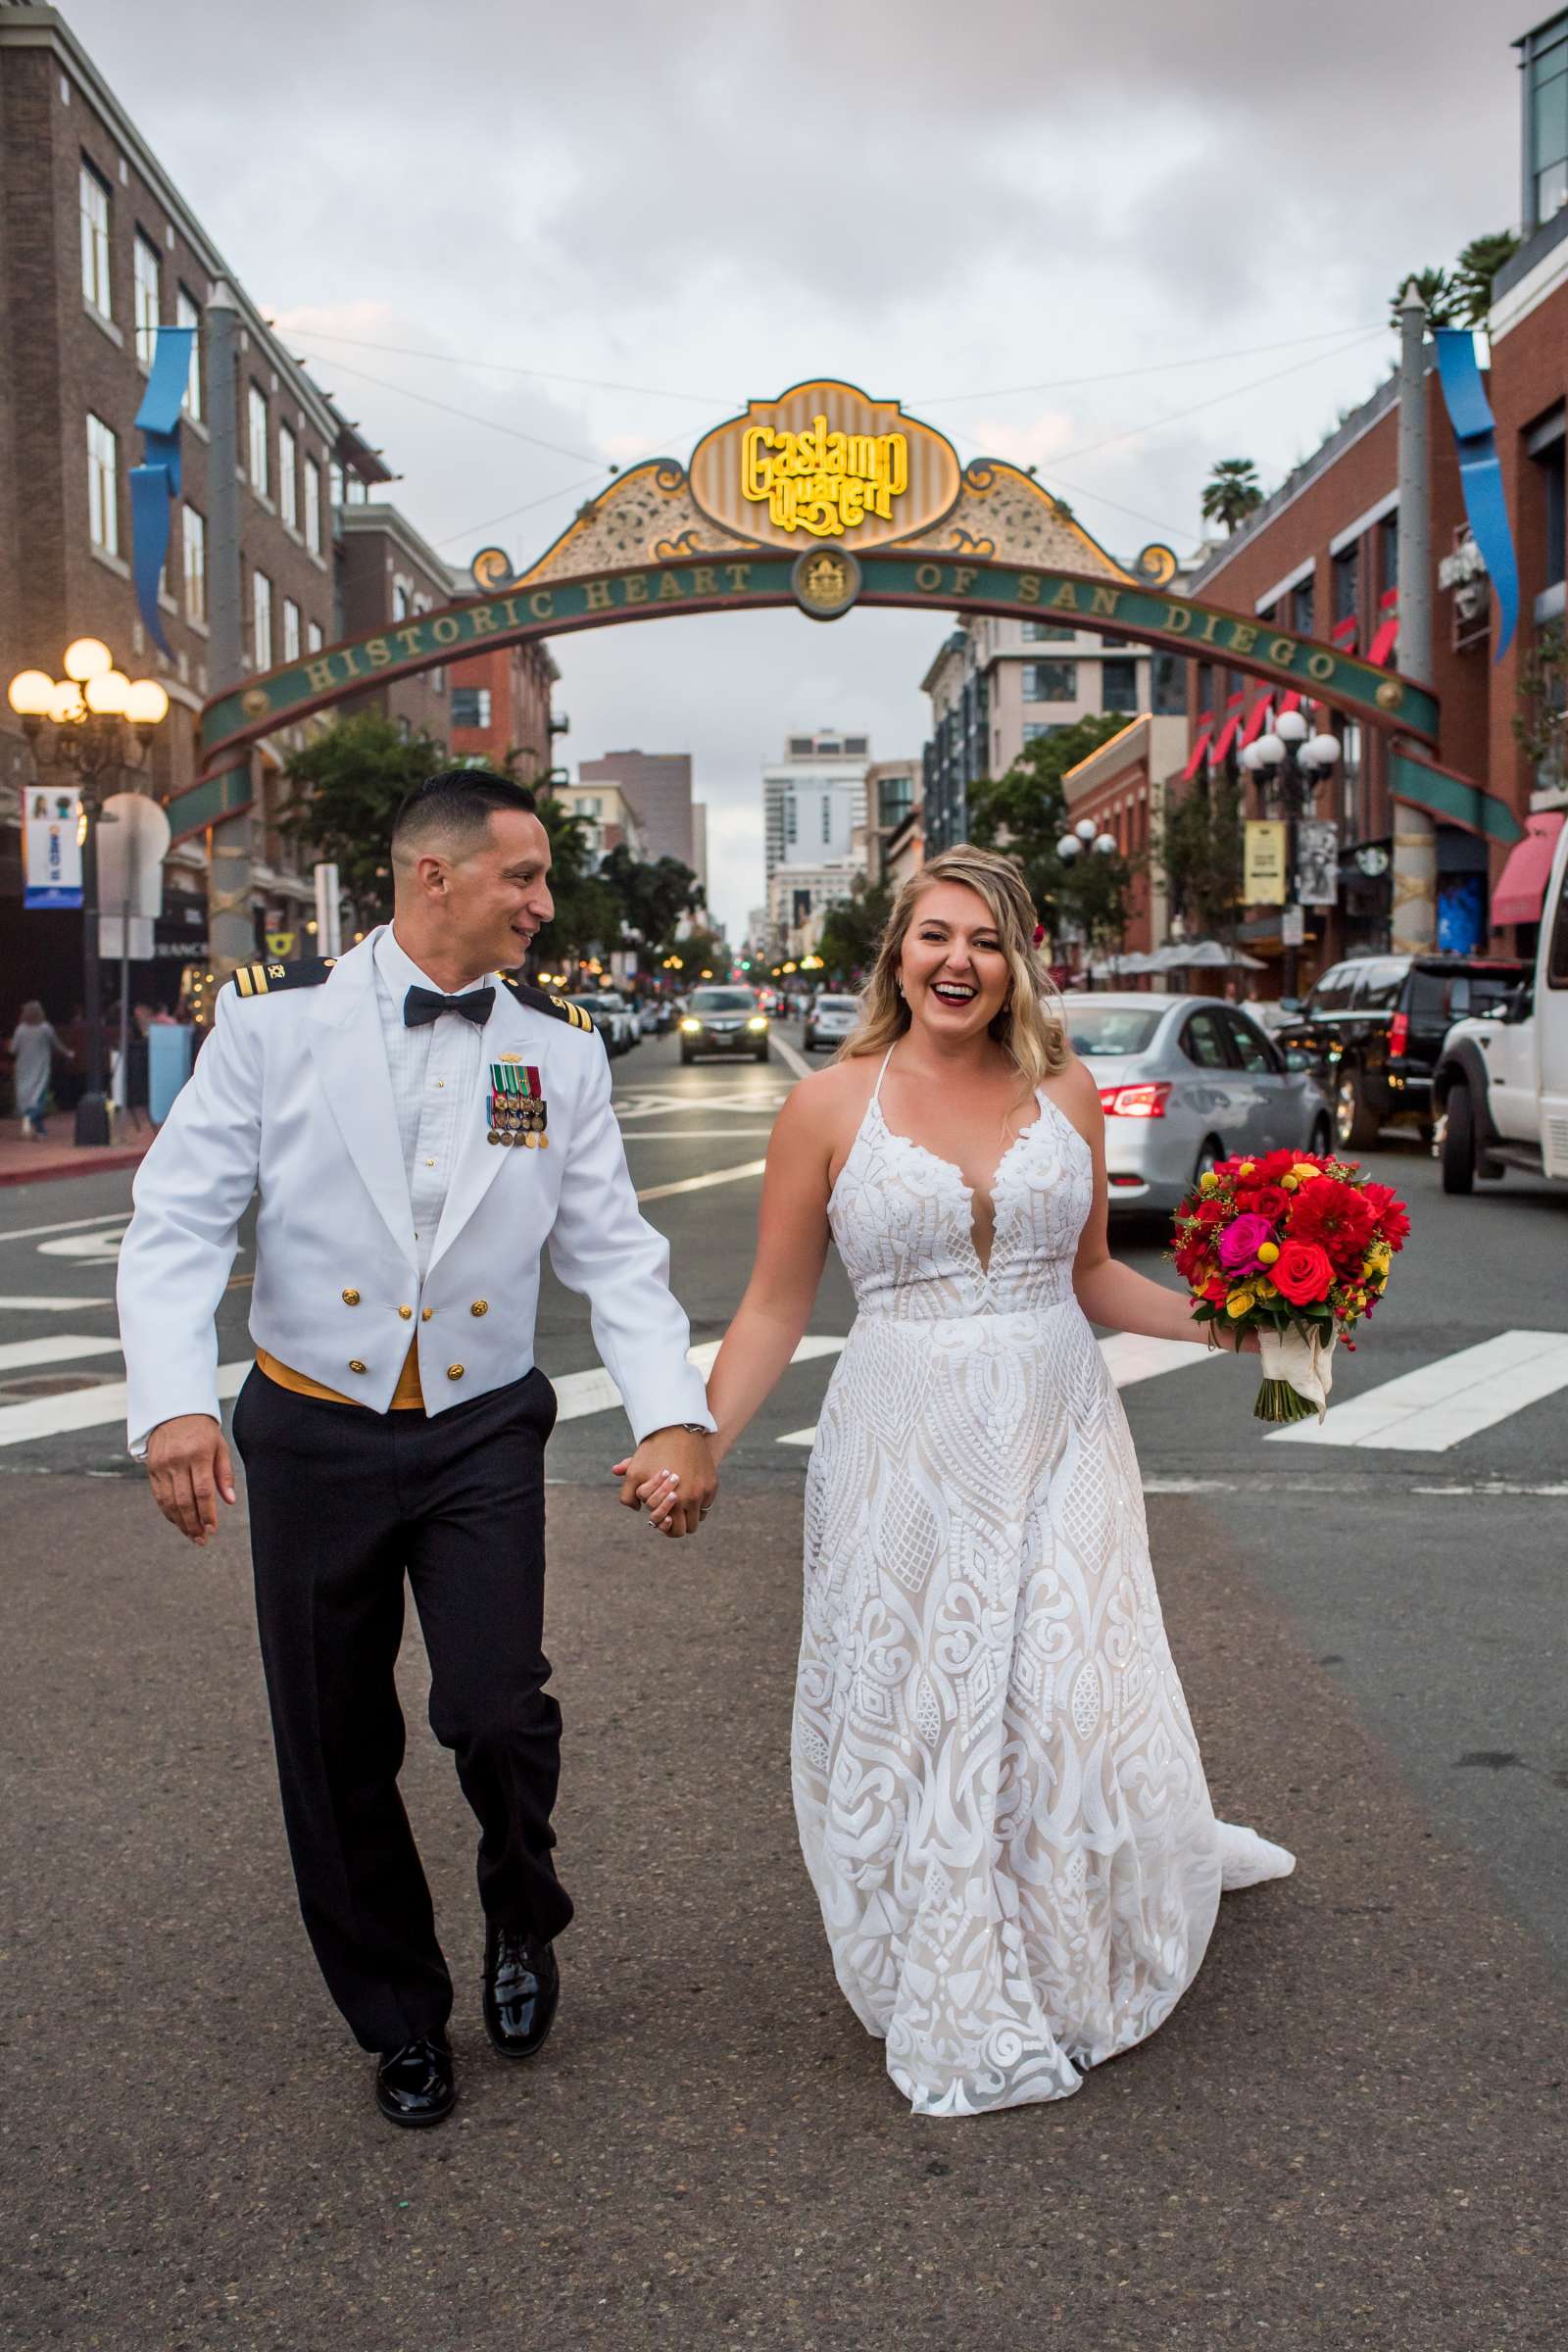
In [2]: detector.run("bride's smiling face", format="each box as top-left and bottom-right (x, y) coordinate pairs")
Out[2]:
(898, 882), (1011, 1042)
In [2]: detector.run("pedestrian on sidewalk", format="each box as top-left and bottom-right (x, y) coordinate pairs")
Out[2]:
(8, 1001), (74, 1139)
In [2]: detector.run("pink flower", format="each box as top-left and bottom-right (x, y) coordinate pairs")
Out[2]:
(1216, 1211), (1276, 1275)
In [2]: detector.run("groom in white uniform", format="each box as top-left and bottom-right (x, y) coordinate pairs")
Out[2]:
(117, 769), (718, 2127)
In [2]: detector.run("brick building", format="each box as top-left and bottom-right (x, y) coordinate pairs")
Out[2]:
(0, 1), (556, 1021)
(1058, 711), (1184, 960)
(446, 635), (560, 783)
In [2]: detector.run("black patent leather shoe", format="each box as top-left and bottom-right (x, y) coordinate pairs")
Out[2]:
(482, 1924), (559, 2060)
(374, 2034), (456, 2127)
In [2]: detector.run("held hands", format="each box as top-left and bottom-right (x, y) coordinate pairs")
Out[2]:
(611, 1425), (719, 1538)
(146, 1412), (236, 1544)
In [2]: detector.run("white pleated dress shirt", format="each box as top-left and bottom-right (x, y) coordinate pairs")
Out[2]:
(371, 925), (492, 1282)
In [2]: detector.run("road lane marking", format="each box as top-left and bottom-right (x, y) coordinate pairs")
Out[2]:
(0, 1295), (115, 1312)
(769, 1036), (814, 1081)
(634, 1159), (768, 1204)
(36, 1227), (131, 1263)
(615, 1089), (791, 1121)
(775, 1331), (1215, 1445)
(1266, 1329), (1568, 1451)
(0, 1209), (132, 1246)
(554, 1334), (842, 1423)
(0, 1335), (123, 1375)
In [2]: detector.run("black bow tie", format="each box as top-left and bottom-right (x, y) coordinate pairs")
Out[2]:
(403, 983), (496, 1029)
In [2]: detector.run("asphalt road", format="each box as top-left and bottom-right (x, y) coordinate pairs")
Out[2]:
(2, 1021), (1565, 2350)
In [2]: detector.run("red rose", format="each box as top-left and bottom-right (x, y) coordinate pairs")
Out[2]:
(1272, 1240), (1335, 1305)
(1243, 1182), (1289, 1221)
(1258, 1150), (1296, 1180)
(1360, 1180), (1411, 1250)
(1287, 1178), (1376, 1267)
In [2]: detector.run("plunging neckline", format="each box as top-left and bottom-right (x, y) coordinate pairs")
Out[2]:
(866, 1091), (1051, 1278)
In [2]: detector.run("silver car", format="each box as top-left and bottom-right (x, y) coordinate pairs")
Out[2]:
(1061, 993), (1333, 1212)
(804, 992), (859, 1052)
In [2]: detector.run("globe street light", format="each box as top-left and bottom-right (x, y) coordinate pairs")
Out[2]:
(1241, 710), (1340, 1002)
(7, 647), (170, 1145)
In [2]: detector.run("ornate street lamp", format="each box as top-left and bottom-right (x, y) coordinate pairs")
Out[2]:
(1053, 814), (1118, 981)
(8, 639), (170, 1145)
(1241, 710), (1340, 1003)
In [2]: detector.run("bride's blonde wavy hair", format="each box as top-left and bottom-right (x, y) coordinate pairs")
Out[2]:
(839, 845), (1068, 1089)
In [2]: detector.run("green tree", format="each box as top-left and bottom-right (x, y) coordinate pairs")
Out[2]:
(1155, 770), (1245, 943)
(598, 842), (705, 960)
(966, 713), (1136, 949)
(1511, 618), (1567, 796)
(279, 711), (449, 921)
(530, 793), (618, 974)
(815, 876), (895, 985)
(1387, 266), (1462, 330)
(1200, 458), (1264, 536)
(1453, 230), (1521, 327)
(669, 926), (726, 980)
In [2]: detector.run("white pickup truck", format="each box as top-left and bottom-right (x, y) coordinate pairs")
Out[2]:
(1435, 817), (1568, 1193)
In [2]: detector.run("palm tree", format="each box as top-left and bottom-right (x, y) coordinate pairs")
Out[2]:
(1200, 458), (1264, 536)
(1453, 231), (1521, 327)
(1387, 267), (1461, 331)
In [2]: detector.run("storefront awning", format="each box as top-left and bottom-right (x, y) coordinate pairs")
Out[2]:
(1492, 810), (1565, 926)
(1180, 723), (1212, 782)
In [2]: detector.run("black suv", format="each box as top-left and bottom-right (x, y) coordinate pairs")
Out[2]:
(1278, 953), (1526, 1149)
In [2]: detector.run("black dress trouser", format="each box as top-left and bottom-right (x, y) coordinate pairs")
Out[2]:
(230, 1364), (573, 2053)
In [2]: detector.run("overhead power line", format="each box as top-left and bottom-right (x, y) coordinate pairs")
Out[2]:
(276, 324), (732, 407)
(913, 323), (1386, 406)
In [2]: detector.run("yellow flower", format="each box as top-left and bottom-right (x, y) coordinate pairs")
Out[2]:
(1226, 1289), (1255, 1318)
(1363, 1243), (1392, 1277)
(1281, 1174), (1298, 1192)
(1199, 1171), (1219, 1192)
(1238, 1160), (1256, 1178)
(1255, 1240), (1280, 1265)
(1291, 1162), (1322, 1183)
(1255, 1278), (1278, 1299)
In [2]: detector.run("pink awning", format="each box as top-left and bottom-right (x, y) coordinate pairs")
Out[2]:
(1492, 810), (1564, 927)
(1208, 690), (1247, 764)
(1242, 695), (1271, 746)
(1367, 587), (1398, 668)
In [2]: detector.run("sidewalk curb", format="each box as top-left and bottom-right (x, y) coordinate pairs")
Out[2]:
(0, 1149), (149, 1190)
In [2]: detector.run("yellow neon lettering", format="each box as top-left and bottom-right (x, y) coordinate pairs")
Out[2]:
(739, 412), (910, 537)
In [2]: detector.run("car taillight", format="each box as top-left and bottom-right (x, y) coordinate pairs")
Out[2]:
(1099, 1082), (1171, 1119)
(1389, 1010), (1409, 1058)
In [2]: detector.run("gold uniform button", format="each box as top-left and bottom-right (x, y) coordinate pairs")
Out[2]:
(446, 1363), (465, 1381)
(420, 1307), (433, 1322)
(398, 1304), (413, 1320)
(342, 1288), (361, 1305)
(348, 1359), (368, 1375)
(469, 1299), (489, 1317)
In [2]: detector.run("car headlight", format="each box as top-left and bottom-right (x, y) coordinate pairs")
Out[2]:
(747, 1015), (768, 1032)
(679, 1018), (702, 1035)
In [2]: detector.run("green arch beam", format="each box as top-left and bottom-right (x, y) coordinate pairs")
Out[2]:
(198, 552), (1437, 773)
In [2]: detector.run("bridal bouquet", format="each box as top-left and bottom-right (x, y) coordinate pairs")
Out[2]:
(1168, 1151), (1411, 1425)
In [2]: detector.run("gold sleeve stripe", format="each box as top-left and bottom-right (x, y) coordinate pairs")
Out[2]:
(234, 966), (254, 998)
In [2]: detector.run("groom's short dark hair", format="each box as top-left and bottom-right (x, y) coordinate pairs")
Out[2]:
(391, 767), (539, 863)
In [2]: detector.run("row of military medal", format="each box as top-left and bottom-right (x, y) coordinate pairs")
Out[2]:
(488, 1058), (549, 1149)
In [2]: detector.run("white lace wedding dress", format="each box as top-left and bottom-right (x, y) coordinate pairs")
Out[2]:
(795, 1049), (1295, 2117)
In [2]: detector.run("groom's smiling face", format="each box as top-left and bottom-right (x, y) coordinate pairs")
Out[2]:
(898, 882), (1010, 1040)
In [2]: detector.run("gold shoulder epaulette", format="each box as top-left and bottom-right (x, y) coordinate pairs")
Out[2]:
(496, 973), (598, 1033)
(229, 956), (338, 999)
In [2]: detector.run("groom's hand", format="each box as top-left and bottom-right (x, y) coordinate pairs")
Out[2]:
(146, 1412), (237, 1544)
(612, 1426), (718, 1537)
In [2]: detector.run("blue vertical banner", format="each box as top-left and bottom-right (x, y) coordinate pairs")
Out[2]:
(22, 782), (84, 908)
(128, 323), (195, 660)
(1433, 327), (1520, 664)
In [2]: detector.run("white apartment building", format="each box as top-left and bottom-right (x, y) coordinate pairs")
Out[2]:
(761, 728), (871, 955)
(567, 778), (645, 864)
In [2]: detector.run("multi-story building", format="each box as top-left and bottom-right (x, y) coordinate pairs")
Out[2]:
(863, 758), (918, 888)
(921, 605), (1190, 855)
(578, 749), (695, 869)
(566, 776), (644, 864)
(1059, 712), (1183, 961)
(762, 729), (869, 883)
(0, 1), (556, 1019)
(689, 801), (709, 899)
(445, 633), (560, 783)
(767, 860), (865, 962)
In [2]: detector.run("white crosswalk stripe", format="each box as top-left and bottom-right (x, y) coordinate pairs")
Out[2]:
(1266, 1328), (1568, 1451)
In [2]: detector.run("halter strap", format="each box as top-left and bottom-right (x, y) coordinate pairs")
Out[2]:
(871, 1044), (897, 1105)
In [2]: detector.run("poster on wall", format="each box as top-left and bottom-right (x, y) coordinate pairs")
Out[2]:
(1437, 873), (1486, 956)
(22, 784), (83, 908)
(1296, 821), (1340, 907)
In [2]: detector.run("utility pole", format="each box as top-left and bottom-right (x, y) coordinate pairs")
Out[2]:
(203, 278), (253, 978)
(1393, 280), (1436, 956)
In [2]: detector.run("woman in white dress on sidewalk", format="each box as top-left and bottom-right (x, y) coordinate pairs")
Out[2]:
(646, 847), (1294, 2116)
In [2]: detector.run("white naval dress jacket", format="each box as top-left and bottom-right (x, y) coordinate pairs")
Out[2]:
(116, 933), (715, 1457)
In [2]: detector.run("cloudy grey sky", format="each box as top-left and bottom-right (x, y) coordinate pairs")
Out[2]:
(67, 0), (1523, 938)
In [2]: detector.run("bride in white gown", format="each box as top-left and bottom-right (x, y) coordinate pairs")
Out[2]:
(643, 847), (1294, 2117)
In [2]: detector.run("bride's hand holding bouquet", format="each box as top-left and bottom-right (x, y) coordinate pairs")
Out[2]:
(1169, 1150), (1411, 1424)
